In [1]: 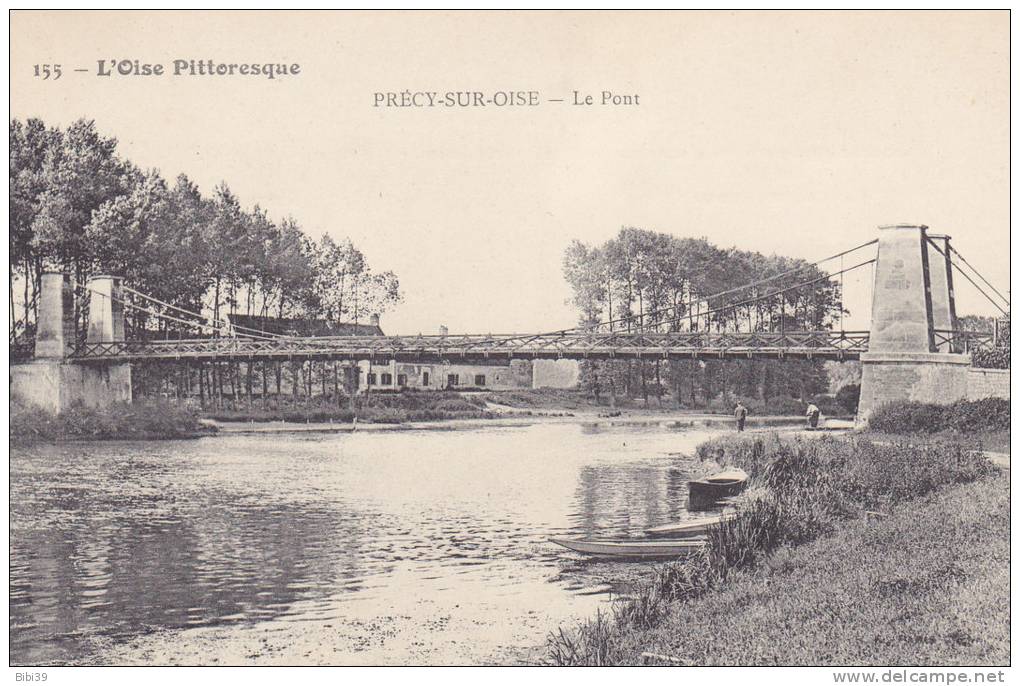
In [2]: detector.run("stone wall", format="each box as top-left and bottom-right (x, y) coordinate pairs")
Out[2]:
(967, 368), (1010, 400)
(857, 352), (971, 423)
(11, 361), (132, 413)
(857, 354), (1010, 424)
(532, 359), (580, 389)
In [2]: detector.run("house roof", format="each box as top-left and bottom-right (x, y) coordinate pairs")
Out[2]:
(226, 313), (384, 338)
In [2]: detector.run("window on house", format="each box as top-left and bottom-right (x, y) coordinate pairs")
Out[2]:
(474, 374), (486, 386)
(422, 372), (430, 386)
(397, 374), (407, 387)
(381, 373), (393, 385)
(367, 373), (377, 386)
(447, 374), (459, 387)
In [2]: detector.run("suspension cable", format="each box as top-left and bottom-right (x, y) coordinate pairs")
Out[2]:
(85, 288), (279, 341)
(123, 286), (284, 338)
(696, 238), (877, 305)
(947, 244), (1010, 308)
(655, 258), (876, 331)
(926, 239), (1009, 316)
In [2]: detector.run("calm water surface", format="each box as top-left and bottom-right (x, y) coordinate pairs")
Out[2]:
(11, 420), (737, 664)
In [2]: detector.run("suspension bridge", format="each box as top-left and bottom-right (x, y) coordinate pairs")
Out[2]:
(9, 224), (1009, 421)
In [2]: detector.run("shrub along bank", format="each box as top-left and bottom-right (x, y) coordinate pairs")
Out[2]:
(867, 398), (1009, 435)
(548, 433), (997, 666)
(10, 400), (215, 443)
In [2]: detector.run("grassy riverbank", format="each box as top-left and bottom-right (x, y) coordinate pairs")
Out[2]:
(201, 389), (594, 423)
(548, 433), (1005, 666)
(200, 392), (519, 424)
(200, 387), (850, 424)
(10, 400), (216, 443)
(863, 429), (1010, 454)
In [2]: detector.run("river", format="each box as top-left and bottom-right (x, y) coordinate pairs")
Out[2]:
(11, 418), (757, 665)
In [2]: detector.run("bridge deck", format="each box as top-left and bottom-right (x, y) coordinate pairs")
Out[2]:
(69, 330), (872, 363)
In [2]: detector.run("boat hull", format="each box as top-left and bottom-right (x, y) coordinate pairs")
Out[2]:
(549, 537), (707, 558)
(644, 513), (736, 538)
(687, 470), (749, 511)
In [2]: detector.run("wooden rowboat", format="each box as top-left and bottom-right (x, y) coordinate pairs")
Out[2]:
(549, 537), (707, 558)
(688, 468), (749, 511)
(644, 512), (737, 538)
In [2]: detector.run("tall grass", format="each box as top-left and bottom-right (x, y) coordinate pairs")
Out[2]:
(547, 433), (994, 665)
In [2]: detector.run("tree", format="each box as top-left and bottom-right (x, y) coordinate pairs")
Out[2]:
(9, 118), (60, 325)
(203, 183), (247, 326)
(86, 170), (210, 336)
(310, 235), (365, 322)
(265, 217), (314, 318)
(10, 115), (405, 411)
(562, 226), (841, 406)
(31, 120), (128, 275)
(562, 240), (607, 327)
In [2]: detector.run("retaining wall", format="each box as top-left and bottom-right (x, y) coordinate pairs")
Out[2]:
(967, 367), (1010, 400)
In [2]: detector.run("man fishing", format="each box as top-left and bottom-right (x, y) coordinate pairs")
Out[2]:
(805, 401), (821, 429)
(734, 402), (747, 432)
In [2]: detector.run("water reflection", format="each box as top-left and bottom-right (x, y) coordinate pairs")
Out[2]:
(11, 421), (735, 665)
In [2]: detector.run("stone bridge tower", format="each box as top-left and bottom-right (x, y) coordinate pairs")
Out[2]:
(856, 224), (969, 423)
(10, 272), (132, 412)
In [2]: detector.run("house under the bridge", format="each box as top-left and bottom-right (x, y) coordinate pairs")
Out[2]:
(223, 314), (577, 392)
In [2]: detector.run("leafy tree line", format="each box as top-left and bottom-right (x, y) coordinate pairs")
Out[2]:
(562, 227), (849, 410)
(10, 117), (401, 339)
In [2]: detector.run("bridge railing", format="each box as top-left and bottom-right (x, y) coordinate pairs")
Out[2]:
(70, 329), (874, 362)
(932, 329), (996, 354)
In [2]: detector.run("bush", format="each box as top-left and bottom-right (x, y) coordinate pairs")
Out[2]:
(431, 397), (484, 413)
(11, 400), (212, 442)
(763, 395), (807, 416)
(812, 395), (843, 416)
(835, 383), (860, 413)
(868, 398), (1010, 434)
(972, 348), (1009, 369)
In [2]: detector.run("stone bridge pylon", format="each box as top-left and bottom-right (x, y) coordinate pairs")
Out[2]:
(856, 224), (969, 423)
(10, 273), (132, 412)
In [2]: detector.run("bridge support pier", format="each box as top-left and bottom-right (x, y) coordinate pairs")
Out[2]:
(10, 272), (132, 413)
(858, 352), (971, 423)
(856, 224), (970, 425)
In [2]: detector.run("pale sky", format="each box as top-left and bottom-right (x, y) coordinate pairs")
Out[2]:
(10, 10), (1010, 335)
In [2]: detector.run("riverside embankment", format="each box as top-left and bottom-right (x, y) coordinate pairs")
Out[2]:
(547, 429), (1008, 666)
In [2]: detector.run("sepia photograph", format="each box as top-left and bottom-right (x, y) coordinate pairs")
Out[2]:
(7, 9), (1011, 675)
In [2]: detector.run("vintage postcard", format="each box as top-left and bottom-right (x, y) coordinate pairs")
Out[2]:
(8, 9), (1010, 676)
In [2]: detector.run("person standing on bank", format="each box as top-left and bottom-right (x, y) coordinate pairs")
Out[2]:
(734, 402), (747, 432)
(805, 401), (820, 429)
